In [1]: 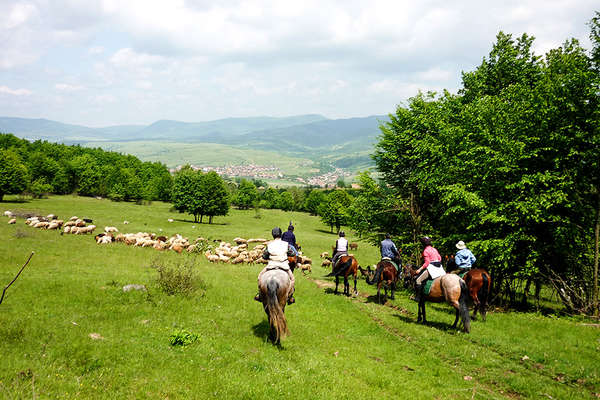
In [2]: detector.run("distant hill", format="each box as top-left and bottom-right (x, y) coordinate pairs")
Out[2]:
(0, 113), (389, 173)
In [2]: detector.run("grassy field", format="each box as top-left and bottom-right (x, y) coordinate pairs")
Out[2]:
(0, 195), (599, 399)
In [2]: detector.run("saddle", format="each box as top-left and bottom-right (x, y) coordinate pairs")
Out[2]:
(381, 257), (400, 272)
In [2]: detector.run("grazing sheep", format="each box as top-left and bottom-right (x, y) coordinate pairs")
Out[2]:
(8, 218), (16, 224)
(168, 218), (174, 223)
(321, 259), (332, 267)
(69, 216), (78, 221)
(46, 214), (57, 220)
(300, 256), (312, 265)
(299, 264), (312, 274)
(349, 242), (358, 250)
(123, 220), (129, 224)
(104, 226), (119, 233)
(4, 211), (13, 217)
(233, 237), (247, 244)
(171, 244), (184, 254)
(320, 251), (329, 258)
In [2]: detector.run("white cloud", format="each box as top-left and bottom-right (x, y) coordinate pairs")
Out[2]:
(0, 85), (32, 96)
(55, 83), (85, 92)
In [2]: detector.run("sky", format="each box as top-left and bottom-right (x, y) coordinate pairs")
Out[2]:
(0, 1), (597, 127)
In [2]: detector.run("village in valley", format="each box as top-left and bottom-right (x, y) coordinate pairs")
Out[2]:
(170, 163), (352, 188)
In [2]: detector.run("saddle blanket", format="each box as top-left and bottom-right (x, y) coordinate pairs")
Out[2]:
(381, 258), (399, 272)
(423, 279), (435, 295)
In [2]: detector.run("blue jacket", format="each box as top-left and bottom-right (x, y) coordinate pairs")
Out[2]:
(282, 230), (296, 249)
(455, 248), (476, 269)
(380, 239), (399, 259)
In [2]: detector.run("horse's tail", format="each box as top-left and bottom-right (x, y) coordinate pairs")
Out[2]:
(480, 272), (489, 306)
(266, 279), (288, 342)
(367, 264), (383, 285)
(327, 258), (351, 277)
(459, 279), (471, 333)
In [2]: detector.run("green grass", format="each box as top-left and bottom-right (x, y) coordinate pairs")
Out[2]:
(0, 195), (598, 399)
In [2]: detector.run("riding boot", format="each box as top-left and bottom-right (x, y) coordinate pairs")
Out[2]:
(287, 294), (295, 305)
(413, 284), (423, 302)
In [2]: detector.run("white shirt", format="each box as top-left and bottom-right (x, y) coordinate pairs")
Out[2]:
(336, 237), (348, 252)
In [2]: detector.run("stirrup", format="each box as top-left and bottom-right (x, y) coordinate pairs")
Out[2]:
(287, 296), (295, 305)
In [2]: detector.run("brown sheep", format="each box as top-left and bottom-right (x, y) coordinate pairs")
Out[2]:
(349, 243), (358, 250)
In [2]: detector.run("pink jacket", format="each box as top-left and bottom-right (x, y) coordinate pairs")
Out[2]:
(420, 245), (441, 271)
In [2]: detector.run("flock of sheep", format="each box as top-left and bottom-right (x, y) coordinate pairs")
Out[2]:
(4, 210), (315, 272)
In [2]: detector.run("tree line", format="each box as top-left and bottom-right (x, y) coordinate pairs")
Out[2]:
(0, 134), (172, 202)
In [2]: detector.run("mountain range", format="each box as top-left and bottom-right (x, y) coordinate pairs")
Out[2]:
(0, 114), (389, 174)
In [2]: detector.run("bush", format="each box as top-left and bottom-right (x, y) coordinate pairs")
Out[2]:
(154, 258), (206, 296)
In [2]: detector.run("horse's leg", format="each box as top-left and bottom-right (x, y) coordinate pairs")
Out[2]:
(470, 284), (481, 321)
(452, 308), (459, 329)
(390, 282), (396, 300)
(417, 301), (422, 323)
(334, 275), (339, 294)
(377, 283), (382, 304)
(344, 275), (350, 296)
(353, 273), (358, 296)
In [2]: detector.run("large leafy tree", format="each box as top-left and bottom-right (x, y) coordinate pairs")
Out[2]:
(172, 166), (204, 223)
(234, 179), (259, 209)
(319, 189), (352, 233)
(201, 171), (230, 224)
(0, 149), (28, 201)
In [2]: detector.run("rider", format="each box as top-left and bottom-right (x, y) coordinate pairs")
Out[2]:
(413, 236), (443, 303)
(331, 230), (348, 269)
(451, 240), (476, 274)
(281, 222), (298, 256)
(380, 233), (401, 266)
(254, 227), (296, 305)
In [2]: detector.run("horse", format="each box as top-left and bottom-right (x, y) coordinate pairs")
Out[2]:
(326, 255), (359, 296)
(258, 269), (292, 344)
(360, 260), (401, 304)
(402, 264), (471, 333)
(463, 268), (492, 321)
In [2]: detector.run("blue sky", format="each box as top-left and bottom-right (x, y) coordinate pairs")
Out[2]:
(0, 0), (597, 127)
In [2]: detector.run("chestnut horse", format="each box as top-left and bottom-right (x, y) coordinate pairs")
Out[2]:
(403, 265), (471, 333)
(258, 269), (291, 344)
(463, 268), (492, 321)
(360, 260), (401, 304)
(326, 255), (359, 296)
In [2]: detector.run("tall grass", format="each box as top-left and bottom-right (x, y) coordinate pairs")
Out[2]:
(0, 195), (598, 399)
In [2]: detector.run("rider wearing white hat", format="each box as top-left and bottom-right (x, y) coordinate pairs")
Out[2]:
(453, 240), (476, 273)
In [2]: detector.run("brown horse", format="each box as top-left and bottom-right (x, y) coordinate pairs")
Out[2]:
(403, 265), (471, 333)
(361, 260), (401, 304)
(258, 269), (291, 344)
(326, 255), (359, 296)
(463, 268), (492, 321)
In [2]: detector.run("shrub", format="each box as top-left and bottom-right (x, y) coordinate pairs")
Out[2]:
(154, 258), (206, 296)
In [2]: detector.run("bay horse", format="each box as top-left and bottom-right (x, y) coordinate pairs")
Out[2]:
(258, 269), (291, 344)
(403, 265), (471, 333)
(463, 268), (492, 321)
(326, 255), (359, 296)
(360, 260), (401, 304)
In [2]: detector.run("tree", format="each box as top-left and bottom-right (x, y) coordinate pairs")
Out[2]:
(277, 191), (295, 211)
(319, 189), (352, 233)
(172, 166), (204, 223)
(234, 179), (259, 209)
(200, 171), (230, 224)
(304, 189), (325, 215)
(0, 149), (28, 201)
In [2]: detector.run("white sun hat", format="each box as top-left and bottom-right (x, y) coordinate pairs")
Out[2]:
(456, 240), (467, 250)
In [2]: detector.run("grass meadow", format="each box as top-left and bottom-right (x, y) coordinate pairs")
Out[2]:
(0, 195), (598, 399)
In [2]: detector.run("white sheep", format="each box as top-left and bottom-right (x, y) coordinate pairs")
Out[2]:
(4, 211), (14, 217)
(104, 226), (119, 233)
(8, 218), (16, 224)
